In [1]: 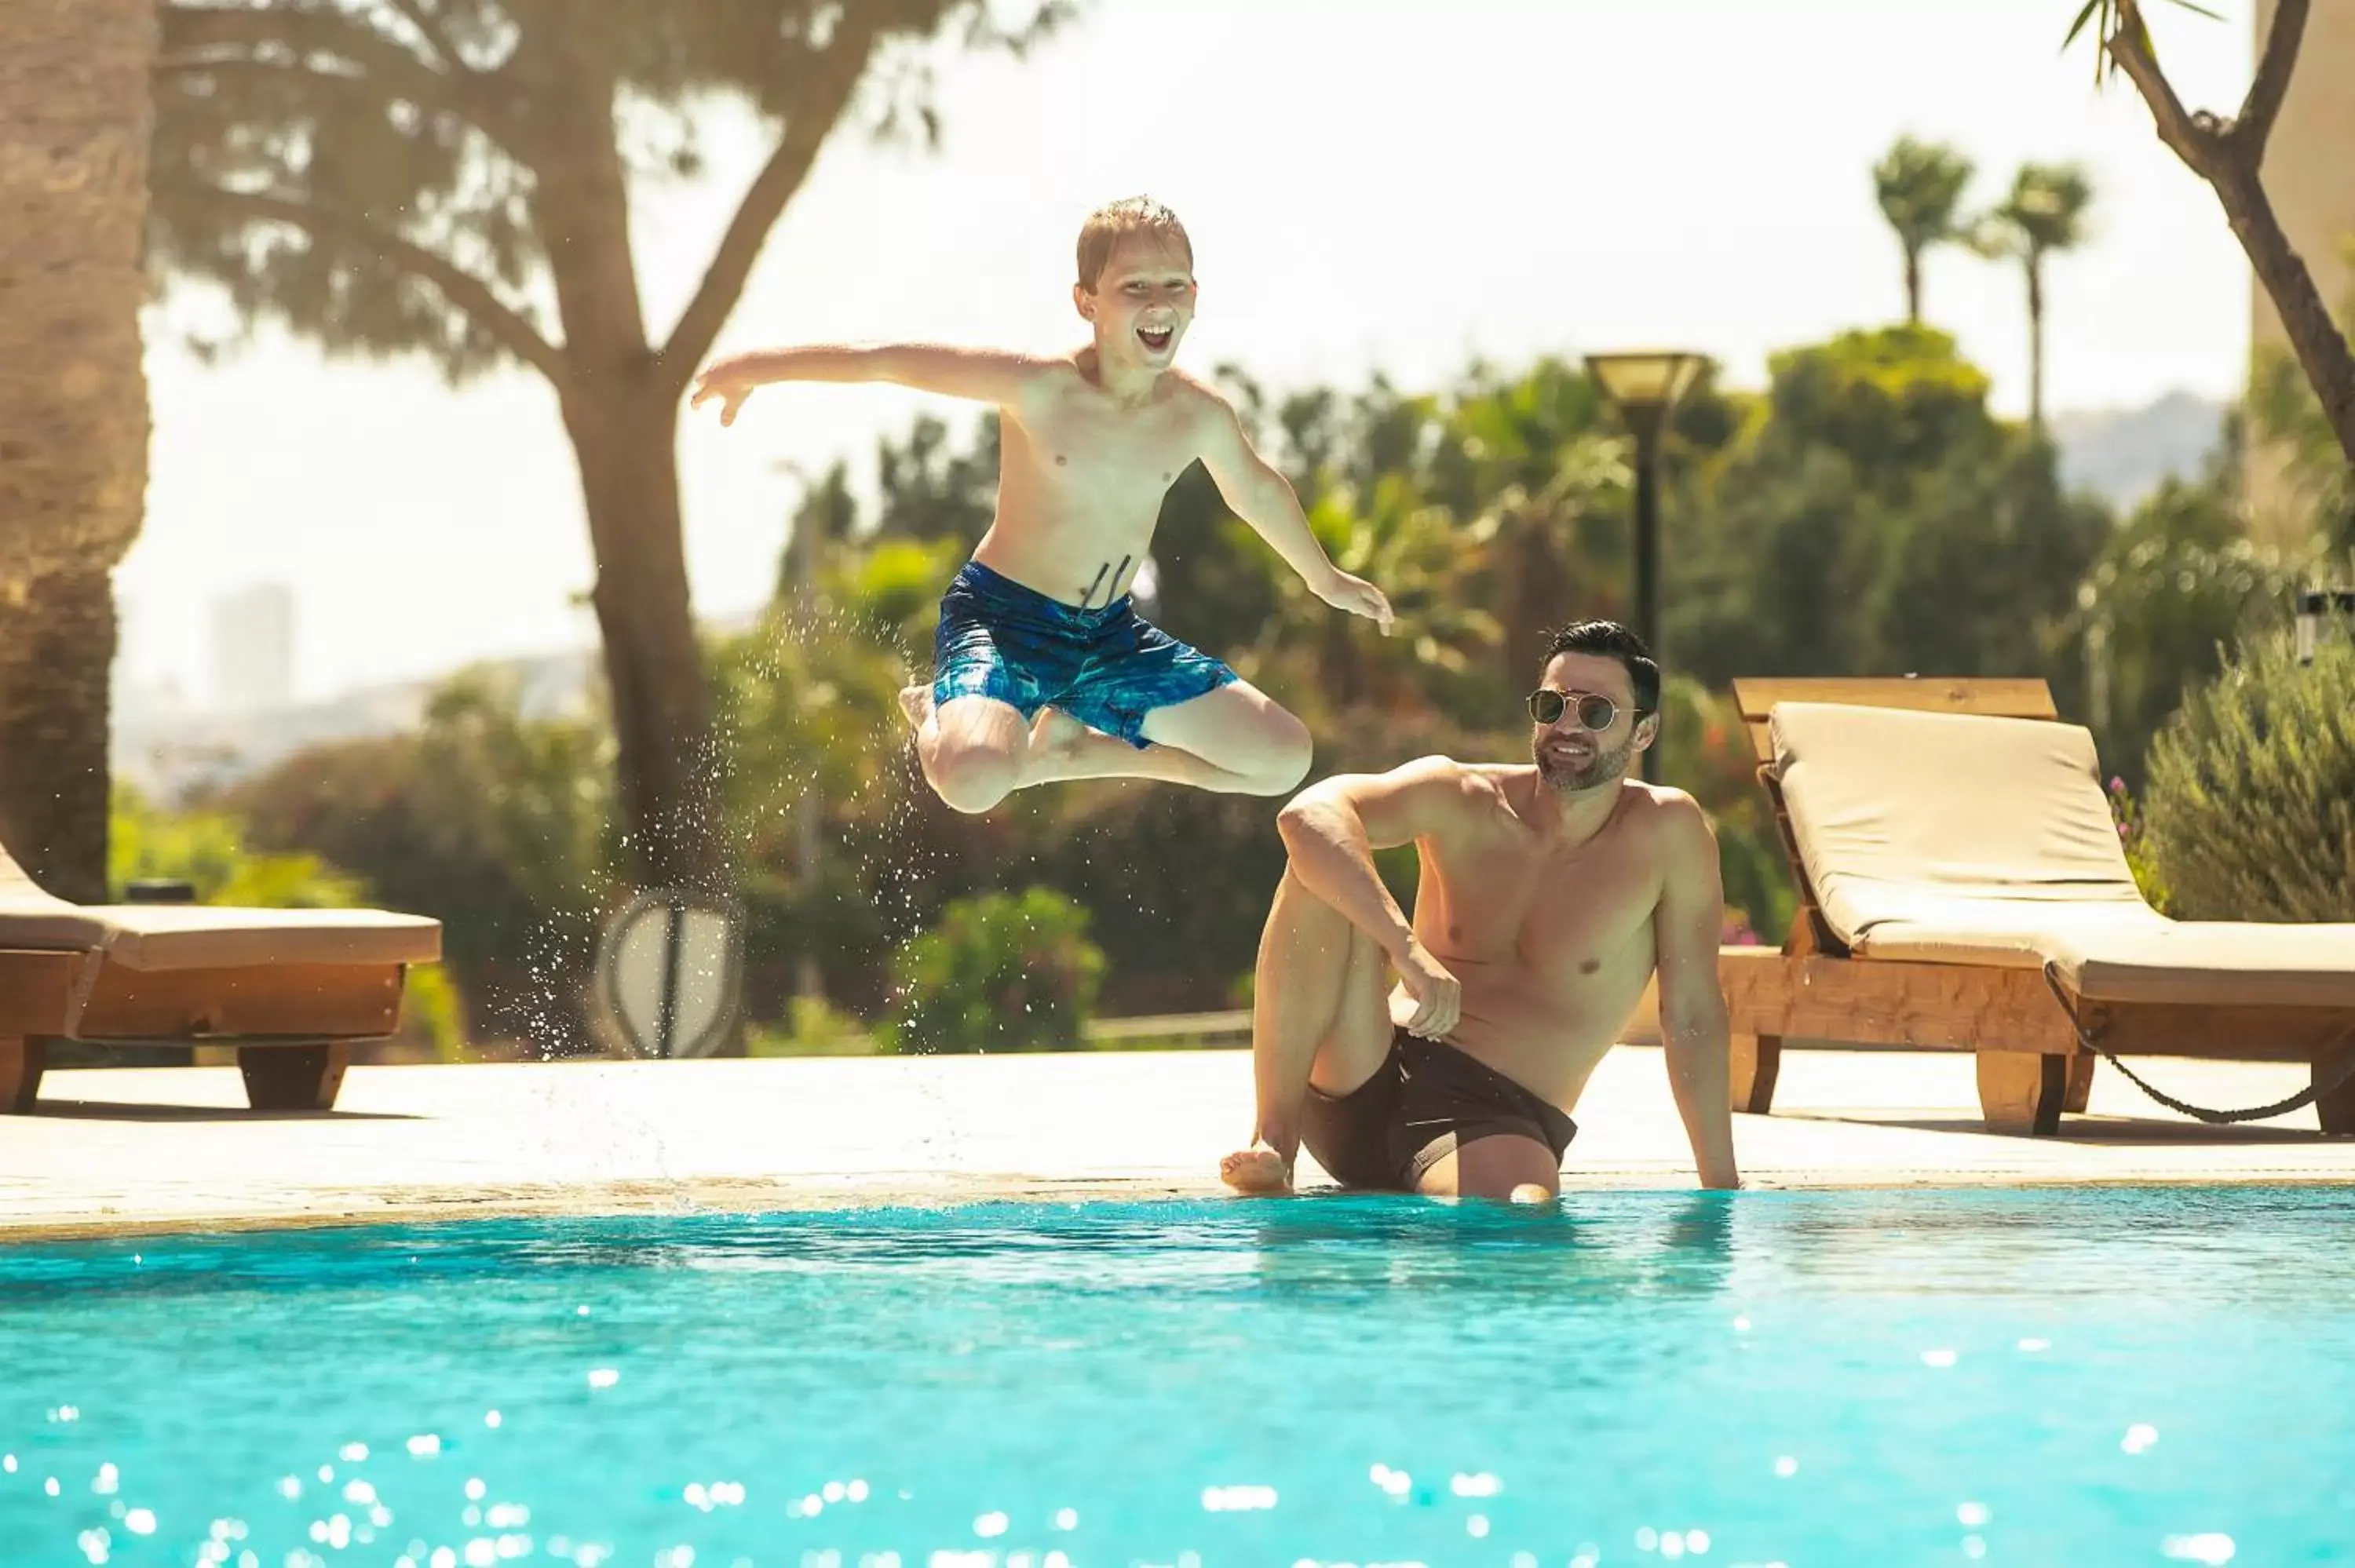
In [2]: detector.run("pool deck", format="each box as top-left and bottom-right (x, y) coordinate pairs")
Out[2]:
(3, 1046), (2352, 1241)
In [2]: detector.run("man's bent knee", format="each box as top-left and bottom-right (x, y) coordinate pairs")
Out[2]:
(1418, 1136), (1562, 1202)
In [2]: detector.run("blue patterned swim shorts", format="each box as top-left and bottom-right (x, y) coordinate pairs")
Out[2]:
(929, 560), (1238, 749)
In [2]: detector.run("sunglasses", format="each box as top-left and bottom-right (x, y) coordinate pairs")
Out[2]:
(1526, 688), (1632, 731)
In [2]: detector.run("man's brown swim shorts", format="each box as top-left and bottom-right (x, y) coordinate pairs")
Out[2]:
(1300, 1026), (1578, 1192)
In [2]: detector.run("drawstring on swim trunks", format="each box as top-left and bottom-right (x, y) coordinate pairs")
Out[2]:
(1076, 554), (1134, 611)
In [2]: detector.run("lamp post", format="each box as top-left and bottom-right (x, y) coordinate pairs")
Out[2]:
(1586, 351), (1708, 778)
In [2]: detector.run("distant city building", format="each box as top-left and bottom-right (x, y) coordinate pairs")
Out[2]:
(210, 582), (296, 713)
(2247, 0), (2355, 545)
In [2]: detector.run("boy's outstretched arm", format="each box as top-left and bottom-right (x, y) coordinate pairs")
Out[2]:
(1197, 398), (1393, 633)
(691, 343), (1046, 425)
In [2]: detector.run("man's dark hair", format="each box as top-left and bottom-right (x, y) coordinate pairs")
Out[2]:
(1540, 621), (1660, 713)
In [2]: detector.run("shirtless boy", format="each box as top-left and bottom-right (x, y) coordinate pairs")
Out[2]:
(1219, 621), (1741, 1201)
(690, 196), (1393, 815)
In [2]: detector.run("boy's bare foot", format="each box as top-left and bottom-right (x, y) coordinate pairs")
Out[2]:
(896, 684), (933, 731)
(1020, 706), (1090, 783)
(1219, 1142), (1294, 1196)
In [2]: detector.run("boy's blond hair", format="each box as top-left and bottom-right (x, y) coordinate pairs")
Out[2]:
(1075, 197), (1192, 291)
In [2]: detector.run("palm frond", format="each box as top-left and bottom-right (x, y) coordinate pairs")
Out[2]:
(2064, 0), (2222, 85)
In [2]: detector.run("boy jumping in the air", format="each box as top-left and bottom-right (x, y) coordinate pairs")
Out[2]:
(690, 197), (1393, 815)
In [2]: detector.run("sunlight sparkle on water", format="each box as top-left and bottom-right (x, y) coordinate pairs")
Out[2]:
(4, 1193), (2350, 1565)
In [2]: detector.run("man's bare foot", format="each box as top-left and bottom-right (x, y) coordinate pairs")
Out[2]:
(896, 684), (933, 732)
(1219, 1142), (1294, 1196)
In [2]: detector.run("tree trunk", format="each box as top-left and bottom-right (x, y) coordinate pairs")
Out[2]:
(559, 385), (725, 899)
(529, 46), (725, 901)
(2210, 158), (2355, 470)
(0, 565), (119, 902)
(2026, 255), (2046, 432)
(1904, 247), (1922, 325)
(0, 0), (156, 898)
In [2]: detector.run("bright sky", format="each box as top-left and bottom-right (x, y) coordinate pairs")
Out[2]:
(120, 0), (2261, 708)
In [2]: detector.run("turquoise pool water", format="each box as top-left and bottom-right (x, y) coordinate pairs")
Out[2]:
(3, 1187), (2353, 1567)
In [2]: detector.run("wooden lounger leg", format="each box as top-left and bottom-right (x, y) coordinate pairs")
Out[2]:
(1731, 1032), (1783, 1114)
(1, 1036), (46, 1114)
(2062, 1052), (2095, 1114)
(2314, 1051), (2355, 1137)
(239, 1043), (351, 1112)
(1977, 1050), (2067, 1136)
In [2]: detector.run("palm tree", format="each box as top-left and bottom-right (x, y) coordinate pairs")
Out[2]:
(0, 0), (157, 902)
(2065, 0), (2355, 474)
(1975, 163), (2096, 431)
(1873, 137), (1976, 325)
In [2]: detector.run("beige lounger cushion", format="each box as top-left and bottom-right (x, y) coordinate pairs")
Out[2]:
(2, 848), (440, 971)
(2042, 924), (2355, 1008)
(1769, 702), (2355, 1007)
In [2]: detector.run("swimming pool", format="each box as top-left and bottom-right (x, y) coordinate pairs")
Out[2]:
(3, 1187), (2350, 1567)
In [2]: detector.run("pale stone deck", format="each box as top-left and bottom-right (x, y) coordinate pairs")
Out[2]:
(3, 1047), (2352, 1241)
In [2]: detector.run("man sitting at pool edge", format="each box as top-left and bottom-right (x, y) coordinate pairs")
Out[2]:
(1220, 620), (1741, 1199)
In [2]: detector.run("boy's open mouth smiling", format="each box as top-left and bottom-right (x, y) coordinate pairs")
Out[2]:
(1137, 323), (1174, 352)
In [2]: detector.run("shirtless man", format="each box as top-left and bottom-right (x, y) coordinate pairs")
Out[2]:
(689, 196), (1393, 815)
(1219, 621), (1741, 1200)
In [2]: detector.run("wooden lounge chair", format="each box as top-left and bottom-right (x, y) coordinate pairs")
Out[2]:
(1, 837), (440, 1114)
(1716, 677), (2355, 1136)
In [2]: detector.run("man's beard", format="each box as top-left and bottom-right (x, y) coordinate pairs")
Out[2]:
(1535, 732), (1636, 793)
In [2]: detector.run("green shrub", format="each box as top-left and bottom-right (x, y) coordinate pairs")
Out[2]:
(2105, 776), (2174, 916)
(2144, 625), (2355, 921)
(886, 887), (1106, 1053)
(111, 784), (367, 908)
(747, 996), (883, 1057)
(397, 962), (468, 1063)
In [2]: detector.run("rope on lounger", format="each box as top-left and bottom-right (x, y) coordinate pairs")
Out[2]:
(2089, 1047), (2355, 1125)
(2043, 965), (2355, 1125)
